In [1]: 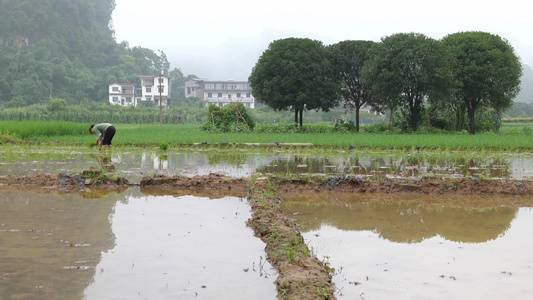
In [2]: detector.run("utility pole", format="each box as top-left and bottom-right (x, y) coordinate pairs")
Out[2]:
(159, 72), (163, 125)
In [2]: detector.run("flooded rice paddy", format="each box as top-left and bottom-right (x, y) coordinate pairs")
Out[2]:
(0, 188), (276, 299)
(3, 145), (533, 182)
(282, 193), (533, 299)
(2, 145), (533, 299)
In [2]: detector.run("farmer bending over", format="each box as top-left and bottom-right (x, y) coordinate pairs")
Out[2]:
(89, 123), (116, 152)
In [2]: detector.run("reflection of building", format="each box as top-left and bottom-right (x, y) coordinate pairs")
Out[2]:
(108, 74), (171, 107)
(185, 78), (255, 108)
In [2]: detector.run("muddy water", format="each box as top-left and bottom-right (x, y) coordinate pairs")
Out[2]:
(2, 146), (533, 182)
(0, 188), (276, 299)
(281, 193), (533, 299)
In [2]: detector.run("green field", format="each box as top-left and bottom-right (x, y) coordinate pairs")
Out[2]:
(2, 121), (533, 150)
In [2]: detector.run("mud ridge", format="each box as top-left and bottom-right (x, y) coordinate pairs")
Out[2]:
(247, 177), (336, 299)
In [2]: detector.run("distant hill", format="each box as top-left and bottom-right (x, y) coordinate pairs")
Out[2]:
(0, 0), (170, 107)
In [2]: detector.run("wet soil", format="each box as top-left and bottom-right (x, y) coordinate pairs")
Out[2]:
(140, 172), (249, 197)
(3, 172), (533, 299)
(247, 177), (336, 299)
(137, 173), (533, 198)
(273, 175), (533, 196)
(0, 172), (128, 188)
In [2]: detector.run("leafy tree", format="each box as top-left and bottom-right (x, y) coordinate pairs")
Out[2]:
(130, 46), (169, 74)
(249, 38), (340, 127)
(329, 40), (376, 132)
(169, 67), (187, 106)
(364, 33), (453, 131)
(441, 31), (522, 134)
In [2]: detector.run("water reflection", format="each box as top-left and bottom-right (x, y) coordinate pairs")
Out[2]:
(84, 189), (276, 299)
(258, 154), (515, 179)
(0, 189), (121, 299)
(0, 188), (276, 299)
(281, 193), (533, 299)
(0, 148), (533, 182)
(2, 147), (533, 182)
(281, 194), (518, 243)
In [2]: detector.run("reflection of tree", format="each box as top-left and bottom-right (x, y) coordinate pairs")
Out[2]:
(206, 152), (249, 167)
(257, 155), (354, 175)
(0, 189), (124, 298)
(281, 194), (517, 244)
(256, 154), (513, 179)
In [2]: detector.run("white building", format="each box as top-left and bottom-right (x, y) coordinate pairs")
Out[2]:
(108, 83), (135, 106)
(185, 78), (255, 109)
(108, 74), (171, 107)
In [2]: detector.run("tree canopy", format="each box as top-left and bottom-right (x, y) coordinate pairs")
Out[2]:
(441, 31), (522, 134)
(329, 40), (377, 132)
(249, 38), (340, 127)
(363, 33), (454, 131)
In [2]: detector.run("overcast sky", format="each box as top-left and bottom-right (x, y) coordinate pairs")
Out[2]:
(112, 0), (533, 80)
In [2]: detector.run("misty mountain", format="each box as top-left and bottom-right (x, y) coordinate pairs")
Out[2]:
(0, 0), (170, 106)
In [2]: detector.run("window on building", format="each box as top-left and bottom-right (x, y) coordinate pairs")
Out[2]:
(208, 93), (212, 98)
(158, 77), (164, 83)
(146, 87), (152, 93)
(218, 93), (222, 98)
(147, 97), (152, 101)
(158, 86), (164, 93)
(228, 94), (232, 99)
(112, 86), (119, 92)
(236, 93), (241, 98)
(126, 97), (132, 103)
(246, 93), (251, 98)
(112, 97), (119, 103)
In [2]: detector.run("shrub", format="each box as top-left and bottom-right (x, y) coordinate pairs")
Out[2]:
(334, 119), (356, 132)
(254, 124), (335, 134)
(159, 143), (169, 151)
(47, 98), (68, 112)
(361, 122), (391, 133)
(200, 104), (255, 133)
(430, 117), (450, 130)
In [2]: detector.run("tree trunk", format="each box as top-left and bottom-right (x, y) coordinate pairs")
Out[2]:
(355, 106), (361, 133)
(294, 110), (298, 127)
(388, 108), (395, 133)
(299, 109), (303, 128)
(468, 107), (476, 134)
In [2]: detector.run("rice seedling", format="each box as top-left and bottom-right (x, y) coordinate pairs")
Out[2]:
(4, 122), (533, 154)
